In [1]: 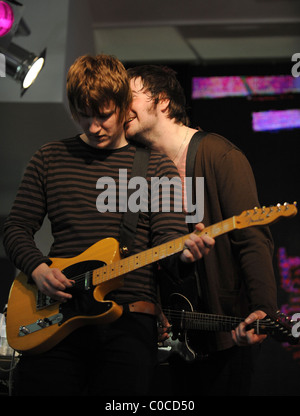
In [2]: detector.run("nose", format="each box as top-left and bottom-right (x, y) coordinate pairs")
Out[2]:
(89, 117), (101, 134)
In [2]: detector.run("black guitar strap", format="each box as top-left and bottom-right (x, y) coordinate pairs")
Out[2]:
(119, 146), (150, 257)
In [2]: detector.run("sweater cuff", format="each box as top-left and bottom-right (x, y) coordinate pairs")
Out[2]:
(25, 257), (53, 283)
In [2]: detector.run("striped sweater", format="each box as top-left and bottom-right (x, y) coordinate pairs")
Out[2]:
(3, 136), (191, 304)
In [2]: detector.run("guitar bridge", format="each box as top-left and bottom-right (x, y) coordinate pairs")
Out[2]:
(18, 313), (63, 337)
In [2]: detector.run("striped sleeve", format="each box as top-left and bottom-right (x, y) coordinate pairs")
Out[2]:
(3, 148), (51, 276)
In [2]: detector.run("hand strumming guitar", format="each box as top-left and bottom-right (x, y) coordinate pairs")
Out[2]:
(31, 262), (74, 302)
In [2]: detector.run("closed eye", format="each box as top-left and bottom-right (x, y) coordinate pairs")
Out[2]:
(78, 111), (114, 120)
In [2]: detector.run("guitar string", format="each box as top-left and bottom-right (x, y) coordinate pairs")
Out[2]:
(163, 309), (269, 323)
(53, 206), (294, 289)
(56, 216), (240, 287)
(64, 236), (187, 287)
(44, 204), (295, 291)
(162, 309), (282, 329)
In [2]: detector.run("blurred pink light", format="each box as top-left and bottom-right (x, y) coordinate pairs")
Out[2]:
(252, 109), (300, 132)
(0, 1), (14, 37)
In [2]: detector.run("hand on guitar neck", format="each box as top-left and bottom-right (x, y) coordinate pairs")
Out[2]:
(157, 308), (268, 347)
(179, 223), (214, 263)
(231, 310), (267, 346)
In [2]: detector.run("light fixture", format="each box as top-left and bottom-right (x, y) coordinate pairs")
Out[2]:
(0, 1), (14, 37)
(0, 1), (24, 47)
(0, 1), (46, 95)
(0, 41), (46, 94)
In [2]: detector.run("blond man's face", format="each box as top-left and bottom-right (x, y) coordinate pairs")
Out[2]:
(76, 101), (127, 149)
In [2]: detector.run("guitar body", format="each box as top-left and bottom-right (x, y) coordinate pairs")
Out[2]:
(159, 293), (198, 362)
(6, 238), (124, 355)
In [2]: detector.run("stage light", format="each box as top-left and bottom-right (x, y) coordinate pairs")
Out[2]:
(0, 41), (46, 94)
(0, 1), (14, 37)
(0, 1), (26, 49)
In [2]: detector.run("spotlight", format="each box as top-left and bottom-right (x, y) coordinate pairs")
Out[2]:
(0, 1), (24, 47)
(0, 41), (46, 94)
(0, 1), (14, 37)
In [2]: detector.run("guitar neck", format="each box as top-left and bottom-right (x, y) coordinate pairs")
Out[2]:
(92, 217), (236, 286)
(163, 309), (244, 332)
(91, 201), (297, 286)
(164, 308), (300, 344)
(195, 217), (236, 239)
(163, 309), (281, 336)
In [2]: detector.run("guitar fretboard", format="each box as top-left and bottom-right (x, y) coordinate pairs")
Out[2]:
(163, 309), (245, 331)
(92, 217), (236, 286)
(162, 308), (297, 342)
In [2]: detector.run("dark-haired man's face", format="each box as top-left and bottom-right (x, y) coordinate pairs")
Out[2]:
(125, 77), (159, 146)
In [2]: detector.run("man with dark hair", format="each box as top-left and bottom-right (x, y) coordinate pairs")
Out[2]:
(4, 55), (213, 396)
(125, 64), (278, 396)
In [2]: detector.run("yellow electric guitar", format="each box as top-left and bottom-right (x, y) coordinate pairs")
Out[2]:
(6, 202), (297, 354)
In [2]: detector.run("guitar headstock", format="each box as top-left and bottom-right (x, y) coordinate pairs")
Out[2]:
(235, 202), (297, 229)
(259, 312), (300, 345)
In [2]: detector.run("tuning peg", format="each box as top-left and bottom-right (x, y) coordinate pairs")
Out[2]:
(277, 203), (281, 211)
(284, 202), (289, 210)
(266, 205), (274, 217)
(276, 310), (289, 320)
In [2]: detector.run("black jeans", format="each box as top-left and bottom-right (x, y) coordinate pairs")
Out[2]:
(168, 345), (256, 396)
(13, 311), (158, 396)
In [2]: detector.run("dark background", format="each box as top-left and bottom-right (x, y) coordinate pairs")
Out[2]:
(173, 60), (300, 395)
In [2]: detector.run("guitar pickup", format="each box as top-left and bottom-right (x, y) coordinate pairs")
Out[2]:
(84, 272), (91, 290)
(18, 313), (63, 337)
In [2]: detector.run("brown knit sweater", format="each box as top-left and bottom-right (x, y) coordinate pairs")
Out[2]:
(159, 132), (278, 353)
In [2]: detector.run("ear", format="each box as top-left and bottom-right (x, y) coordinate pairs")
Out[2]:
(158, 95), (170, 113)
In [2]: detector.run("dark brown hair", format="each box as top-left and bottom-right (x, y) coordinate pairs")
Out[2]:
(127, 65), (189, 125)
(67, 54), (132, 122)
